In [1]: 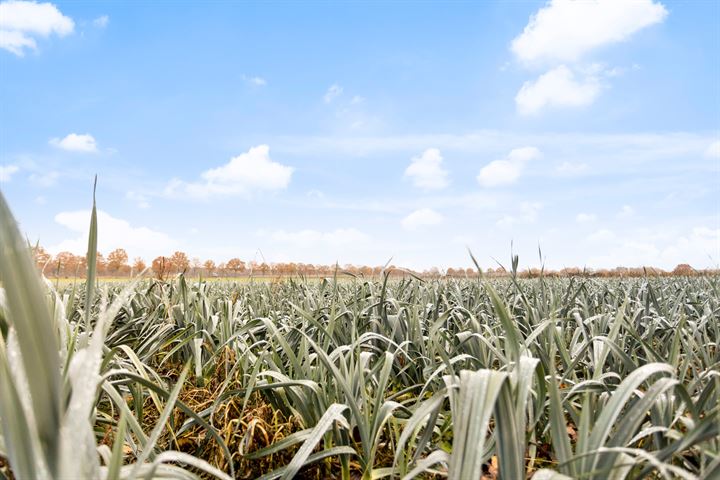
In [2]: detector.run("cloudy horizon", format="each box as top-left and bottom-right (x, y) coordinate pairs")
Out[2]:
(1, 0), (718, 271)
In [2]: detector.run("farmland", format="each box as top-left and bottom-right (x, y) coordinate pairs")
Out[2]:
(1, 194), (719, 480)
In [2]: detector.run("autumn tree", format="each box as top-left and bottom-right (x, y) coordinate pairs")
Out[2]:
(169, 251), (190, 273)
(51, 251), (79, 277)
(33, 246), (52, 273)
(107, 248), (129, 275)
(74, 255), (88, 277)
(226, 258), (245, 276)
(672, 264), (694, 276)
(151, 256), (169, 279)
(95, 252), (107, 276)
(132, 257), (147, 274)
(203, 259), (216, 275)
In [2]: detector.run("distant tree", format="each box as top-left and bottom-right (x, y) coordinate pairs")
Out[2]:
(33, 246), (52, 273)
(169, 251), (190, 273)
(560, 267), (582, 277)
(107, 248), (129, 275)
(75, 256), (88, 277)
(132, 257), (147, 274)
(226, 258), (246, 276)
(151, 256), (169, 280)
(95, 253), (107, 276)
(613, 267), (629, 277)
(53, 251), (79, 277)
(203, 259), (216, 275)
(672, 264), (694, 276)
(191, 257), (201, 275)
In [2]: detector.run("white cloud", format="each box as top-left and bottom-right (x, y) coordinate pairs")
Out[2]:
(242, 74), (267, 86)
(576, 213), (597, 223)
(516, 65), (602, 115)
(350, 95), (365, 105)
(477, 146), (540, 187)
(51, 209), (177, 260)
(404, 148), (449, 190)
(617, 205), (635, 218)
(92, 15), (108, 28)
(511, 0), (668, 65)
(269, 228), (369, 248)
(0, 164), (19, 181)
(0, 0), (74, 56)
(323, 84), (343, 103)
(705, 140), (720, 158)
(586, 226), (720, 269)
(164, 144), (293, 199)
(49, 133), (98, 153)
(401, 208), (444, 230)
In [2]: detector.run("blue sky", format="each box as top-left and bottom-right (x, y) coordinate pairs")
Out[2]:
(1, 0), (718, 270)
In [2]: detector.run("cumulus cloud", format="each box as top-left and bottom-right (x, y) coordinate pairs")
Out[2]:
(516, 65), (601, 115)
(0, 0), (74, 56)
(0, 164), (19, 182)
(510, 0), (666, 115)
(51, 209), (177, 260)
(511, 0), (668, 65)
(404, 148), (449, 190)
(92, 15), (109, 28)
(705, 140), (720, 158)
(586, 226), (720, 269)
(50, 133), (98, 153)
(477, 146), (540, 187)
(323, 84), (343, 103)
(401, 208), (443, 230)
(164, 145), (293, 199)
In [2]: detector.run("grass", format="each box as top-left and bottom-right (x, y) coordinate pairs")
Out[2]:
(1, 189), (719, 479)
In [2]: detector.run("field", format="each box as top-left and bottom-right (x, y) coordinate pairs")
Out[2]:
(1, 197), (719, 480)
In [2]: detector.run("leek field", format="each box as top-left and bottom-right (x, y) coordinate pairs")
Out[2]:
(1, 191), (719, 480)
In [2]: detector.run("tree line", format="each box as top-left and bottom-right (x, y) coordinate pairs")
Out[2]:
(31, 246), (715, 279)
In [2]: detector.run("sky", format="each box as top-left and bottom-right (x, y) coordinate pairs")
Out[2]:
(1, 0), (719, 271)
